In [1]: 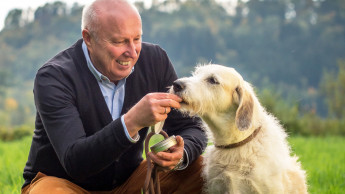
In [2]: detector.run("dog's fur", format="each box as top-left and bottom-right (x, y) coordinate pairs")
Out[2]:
(170, 64), (307, 194)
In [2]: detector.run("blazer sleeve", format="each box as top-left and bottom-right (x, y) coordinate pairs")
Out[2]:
(34, 64), (137, 180)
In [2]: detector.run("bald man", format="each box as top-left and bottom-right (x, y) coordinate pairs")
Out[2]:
(21, 0), (207, 193)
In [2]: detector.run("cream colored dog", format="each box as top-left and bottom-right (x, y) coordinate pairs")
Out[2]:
(170, 64), (307, 194)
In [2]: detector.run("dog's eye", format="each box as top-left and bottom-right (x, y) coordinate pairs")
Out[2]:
(235, 86), (242, 97)
(235, 87), (240, 94)
(206, 76), (219, 85)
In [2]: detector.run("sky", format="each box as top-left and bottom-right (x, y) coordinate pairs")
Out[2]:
(0, 0), (234, 30)
(0, 0), (141, 30)
(0, 0), (87, 30)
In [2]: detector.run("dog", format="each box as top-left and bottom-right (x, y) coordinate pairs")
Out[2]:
(170, 64), (307, 194)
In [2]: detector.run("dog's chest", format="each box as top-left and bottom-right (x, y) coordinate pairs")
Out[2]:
(205, 158), (260, 193)
(205, 157), (259, 193)
(207, 158), (254, 178)
(205, 147), (255, 177)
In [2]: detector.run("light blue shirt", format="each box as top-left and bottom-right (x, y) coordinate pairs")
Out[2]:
(82, 41), (139, 143)
(82, 41), (187, 169)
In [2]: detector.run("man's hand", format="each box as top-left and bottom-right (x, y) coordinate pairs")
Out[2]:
(124, 93), (182, 137)
(148, 136), (185, 171)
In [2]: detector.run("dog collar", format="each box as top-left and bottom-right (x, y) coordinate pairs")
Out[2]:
(215, 126), (261, 149)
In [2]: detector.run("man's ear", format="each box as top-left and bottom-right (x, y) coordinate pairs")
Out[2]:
(82, 29), (92, 46)
(235, 86), (254, 131)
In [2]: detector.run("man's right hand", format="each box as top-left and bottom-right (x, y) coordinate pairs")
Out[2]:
(124, 93), (182, 137)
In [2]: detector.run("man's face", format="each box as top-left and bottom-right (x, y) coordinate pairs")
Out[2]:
(85, 9), (142, 83)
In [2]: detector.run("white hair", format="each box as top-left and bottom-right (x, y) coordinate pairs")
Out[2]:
(81, 2), (99, 37)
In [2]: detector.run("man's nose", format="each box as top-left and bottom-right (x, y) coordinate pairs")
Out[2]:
(124, 42), (138, 58)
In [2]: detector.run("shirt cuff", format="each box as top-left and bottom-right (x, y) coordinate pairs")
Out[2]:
(121, 115), (140, 143)
(176, 148), (189, 170)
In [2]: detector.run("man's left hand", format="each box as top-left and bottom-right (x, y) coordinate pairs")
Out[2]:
(148, 135), (184, 171)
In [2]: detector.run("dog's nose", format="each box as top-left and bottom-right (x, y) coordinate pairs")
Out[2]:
(172, 80), (185, 92)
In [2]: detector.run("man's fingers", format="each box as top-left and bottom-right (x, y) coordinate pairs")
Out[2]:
(146, 93), (181, 111)
(148, 136), (184, 169)
(156, 151), (182, 161)
(176, 135), (184, 146)
(158, 98), (181, 109)
(148, 152), (176, 168)
(160, 107), (171, 115)
(154, 93), (182, 102)
(168, 136), (184, 152)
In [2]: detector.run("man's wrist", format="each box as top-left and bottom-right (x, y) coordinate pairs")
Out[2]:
(174, 149), (189, 170)
(123, 113), (141, 137)
(173, 157), (184, 170)
(121, 115), (140, 143)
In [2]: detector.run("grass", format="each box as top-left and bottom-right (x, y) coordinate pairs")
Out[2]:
(1, 136), (344, 193)
(288, 136), (345, 194)
(0, 136), (32, 194)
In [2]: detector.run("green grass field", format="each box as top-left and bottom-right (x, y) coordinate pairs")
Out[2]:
(1, 136), (344, 194)
(289, 136), (345, 194)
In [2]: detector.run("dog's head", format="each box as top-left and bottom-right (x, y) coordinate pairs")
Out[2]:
(170, 64), (254, 131)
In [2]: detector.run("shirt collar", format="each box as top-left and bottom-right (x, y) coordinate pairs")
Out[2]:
(82, 41), (134, 84)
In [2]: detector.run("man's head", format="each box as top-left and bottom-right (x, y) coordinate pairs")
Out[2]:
(81, 0), (142, 83)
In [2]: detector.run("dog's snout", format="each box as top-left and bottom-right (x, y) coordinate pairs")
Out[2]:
(172, 80), (185, 93)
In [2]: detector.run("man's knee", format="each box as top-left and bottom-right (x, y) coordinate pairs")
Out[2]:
(23, 173), (89, 194)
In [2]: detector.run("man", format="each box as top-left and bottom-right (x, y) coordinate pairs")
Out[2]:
(21, 0), (207, 193)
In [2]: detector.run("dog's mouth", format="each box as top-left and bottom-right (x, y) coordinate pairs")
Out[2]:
(169, 86), (189, 105)
(180, 99), (189, 105)
(174, 93), (188, 105)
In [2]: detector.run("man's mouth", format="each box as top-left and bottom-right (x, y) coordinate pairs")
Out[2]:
(116, 60), (130, 66)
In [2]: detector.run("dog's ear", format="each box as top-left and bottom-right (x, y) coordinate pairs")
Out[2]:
(235, 86), (254, 131)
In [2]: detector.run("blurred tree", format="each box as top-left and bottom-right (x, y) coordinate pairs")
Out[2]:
(247, 0), (286, 21)
(258, 87), (301, 134)
(5, 98), (18, 111)
(34, 1), (67, 25)
(4, 9), (23, 29)
(320, 60), (345, 119)
(0, 0), (344, 128)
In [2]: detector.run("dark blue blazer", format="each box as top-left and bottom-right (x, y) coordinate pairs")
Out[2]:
(22, 39), (207, 191)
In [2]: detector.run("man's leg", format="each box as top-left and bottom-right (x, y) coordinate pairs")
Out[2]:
(111, 156), (204, 194)
(22, 157), (204, 194)
(21, 172), (90, 194)
(159, 156), (204, 194)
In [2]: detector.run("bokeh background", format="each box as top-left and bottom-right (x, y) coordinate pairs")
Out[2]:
(0, 0), (344, 193)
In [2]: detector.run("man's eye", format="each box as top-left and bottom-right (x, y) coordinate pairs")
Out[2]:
(112, 39), (125, 44)
(134, 37), (142, 42)
(114, 41), (124, 44)
(206, 76), (219, 85)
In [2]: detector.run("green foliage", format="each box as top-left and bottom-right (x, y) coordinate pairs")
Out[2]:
(297, 112), (345, 136)
(258, 85), (345, 136)
(4, 9), (23, 29)
(258, 88), (302, 134)
(0, 125), (33, 141)
(0, 0), (344, 137)
(320, 60), (345, 119)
